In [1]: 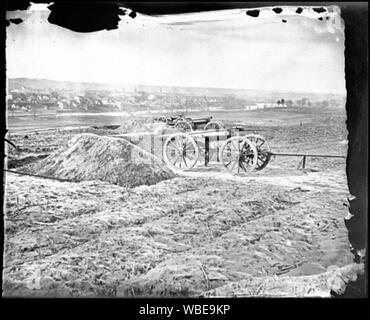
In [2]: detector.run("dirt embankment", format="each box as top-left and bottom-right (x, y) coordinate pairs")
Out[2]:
(17, 133), (175, 188)
(5, 120), (170, 169)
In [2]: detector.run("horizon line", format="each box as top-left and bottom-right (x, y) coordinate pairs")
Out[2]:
(8, 77), (347, 96)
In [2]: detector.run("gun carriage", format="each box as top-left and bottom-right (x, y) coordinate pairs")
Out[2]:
(162, 126), (271, 174)
(112, 115), (346, 176)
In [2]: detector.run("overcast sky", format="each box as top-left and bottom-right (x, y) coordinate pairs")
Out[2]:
(6, 4), (346, 94)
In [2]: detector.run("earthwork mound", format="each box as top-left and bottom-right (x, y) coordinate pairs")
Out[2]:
(24, 133), (175, 188)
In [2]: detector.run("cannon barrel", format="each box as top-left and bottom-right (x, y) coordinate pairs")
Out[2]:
(191, 117), (213, 124)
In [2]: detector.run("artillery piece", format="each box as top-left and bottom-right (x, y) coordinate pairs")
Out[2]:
(162, 127), (272, 174)
(156, 115), (225, 132)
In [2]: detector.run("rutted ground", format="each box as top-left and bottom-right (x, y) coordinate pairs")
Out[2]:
(3, 169), (352, 297)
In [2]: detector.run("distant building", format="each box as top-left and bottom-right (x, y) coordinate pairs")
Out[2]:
(244, 104), (260, 111)
(276, 102), (287, 108)
(244, 102), (287, 111)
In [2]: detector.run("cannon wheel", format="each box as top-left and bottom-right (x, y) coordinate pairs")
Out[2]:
(174, 119), (193, 132)
(163, 133), (199, 170)
(244, 134), (271, 171)
(204, 120), (225, 131)
(219, 136), (258, 174)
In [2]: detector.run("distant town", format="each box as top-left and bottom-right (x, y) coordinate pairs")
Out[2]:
(7, 78), (346, 116)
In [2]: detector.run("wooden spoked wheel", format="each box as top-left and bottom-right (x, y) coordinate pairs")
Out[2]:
(163, 133), (199, 170)
(174, 119), (193, 132)
(204, 120), (225, 131)
(219, 136), (258, 174)
(244, 134), (271, 171)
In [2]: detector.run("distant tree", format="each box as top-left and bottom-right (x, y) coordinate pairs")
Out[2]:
(281, 98), (285, 105)
(286, 100), (293, 107)
(277, 100), (281, 105)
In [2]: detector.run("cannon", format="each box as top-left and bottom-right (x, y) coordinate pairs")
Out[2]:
(111, 121), (345, 176)
(161, 127), (346, 175)
(156, 115), (225, 132)
(162, 128), (272, 174)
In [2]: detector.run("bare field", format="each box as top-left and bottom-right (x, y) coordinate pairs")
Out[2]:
(3, 107), (352, 297)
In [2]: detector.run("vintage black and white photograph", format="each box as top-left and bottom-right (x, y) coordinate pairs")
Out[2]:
(3, 2), (367, 299)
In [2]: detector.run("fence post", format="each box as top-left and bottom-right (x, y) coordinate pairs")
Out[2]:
(205, 136), (210, 167)
(150, 133), (155, 165)
(161, 129), (165, 163)
(150, 133), (155, 155)
(216, 127), (220, 162)
(302, 155), (306, 169)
